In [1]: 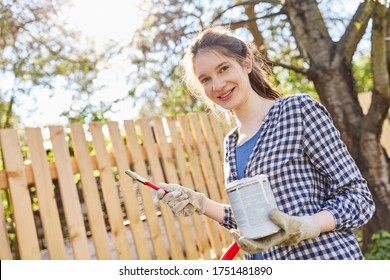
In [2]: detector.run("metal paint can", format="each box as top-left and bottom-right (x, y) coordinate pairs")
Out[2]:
(226, 174), (280, 239)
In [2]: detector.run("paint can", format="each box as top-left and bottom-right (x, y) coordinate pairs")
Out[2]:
(226, 174), (280, 239)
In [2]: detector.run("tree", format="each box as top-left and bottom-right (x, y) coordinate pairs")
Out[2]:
(0, 0), (119, 128)
(284, 0), (390, 249)
(132, 0), (390, 249)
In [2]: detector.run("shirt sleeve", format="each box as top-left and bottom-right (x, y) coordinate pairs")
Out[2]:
(220, 204), (238, 230)
(300, 95), (375, 231)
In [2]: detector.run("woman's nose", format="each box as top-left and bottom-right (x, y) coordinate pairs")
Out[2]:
(212, 77), (226, 92)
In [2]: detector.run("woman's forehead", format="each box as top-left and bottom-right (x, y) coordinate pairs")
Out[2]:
(193, 50), (234, 75)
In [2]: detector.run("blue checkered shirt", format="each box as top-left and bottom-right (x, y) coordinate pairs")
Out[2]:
(221, 94), (375, 260)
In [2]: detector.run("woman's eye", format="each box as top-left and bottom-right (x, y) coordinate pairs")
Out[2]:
(201, 78), (210, 84)
(220, 65), (229, 73)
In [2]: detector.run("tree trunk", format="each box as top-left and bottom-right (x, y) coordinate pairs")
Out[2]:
(284, 0), (390, 250)
(359, 130), (390, 251)
(310, 63), (390, 252)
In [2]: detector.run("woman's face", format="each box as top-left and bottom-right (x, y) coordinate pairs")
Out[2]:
(193, 50), (253, 112)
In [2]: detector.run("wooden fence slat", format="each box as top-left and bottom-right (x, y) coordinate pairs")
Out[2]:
(187, 114), (223, 203)
(49, 126), (91, 260)
(89, 122), (132, 260)
(198, 113), (227, 202)
(187, 114), (231, 250)
(69, 124), (112, 260)
(209, 115), (227, 160)
(0, 189), (13, 260)
(0, 170), (9, 190)
(197, 114), (232, 246)
(177, 115), (224, 258)
(123, 120), (168, 260)
(0, 129), (41, 259)
(358, 92), (390, 156)
(0, 112), (242, 260)
(107, 121), (151, 260)
(25, 127), (67, 259)
(207, 116), (244, 260)
(165, 116), (212, 260)
(152, 117), (199, 260)
(138, 118), (184, 260)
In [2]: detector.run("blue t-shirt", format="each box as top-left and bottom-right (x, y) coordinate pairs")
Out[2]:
(235, 127), (264, 260)
(235, 127), (262, 180)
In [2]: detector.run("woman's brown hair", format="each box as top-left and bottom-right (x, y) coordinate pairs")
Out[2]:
(183, 26), (281, 111)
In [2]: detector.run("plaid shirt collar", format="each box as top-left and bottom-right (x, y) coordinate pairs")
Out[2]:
(224, 98), (281, 183)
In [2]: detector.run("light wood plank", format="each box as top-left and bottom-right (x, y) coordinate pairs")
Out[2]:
(25, 127), (67, 259)
(209, 116), (225, 161)
(138, 118), (184, 260)
(177, 116), (224, 259)
(89, 122), (132, 260)
(107, 121), (151, 260)
(187, 114), (222, 202)
(69, 124), (112, 259)
(189, 114), (232, 249)
(152, 116), (198, 260)
(0, 151), (117, 190)
(165, 116), (212, 260)
(1, 129), (41, 259)
(49, 126), (91, 259)
(123, 120), (168, 260)
(198, 113), (226, 200)
(0, 190), (13, 259)
(358, 92), (390, 157)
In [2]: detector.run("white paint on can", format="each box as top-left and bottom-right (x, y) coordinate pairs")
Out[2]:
(226, 174), (280, 239)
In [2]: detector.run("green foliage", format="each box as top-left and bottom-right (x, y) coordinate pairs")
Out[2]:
(352, 53), (372, 93)
(365, 230), (390, 260)
(0, 0), (120, 127)
(0, 100), (19, 129)
(272, 68), (318, 99)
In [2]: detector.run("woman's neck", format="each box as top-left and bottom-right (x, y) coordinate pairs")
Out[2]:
(234, 94), (275, 145)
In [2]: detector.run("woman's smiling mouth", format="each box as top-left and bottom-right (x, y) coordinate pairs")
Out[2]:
(218, 88), (235, 101)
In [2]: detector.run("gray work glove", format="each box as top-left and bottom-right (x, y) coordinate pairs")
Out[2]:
(157, 183), (206, 216)
(230, 209), (321, 254)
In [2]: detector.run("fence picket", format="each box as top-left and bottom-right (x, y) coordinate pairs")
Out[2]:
(107, 121), (151, 260)
(89, 122), (132, 260)
(165, 116), (212, 260)
(198, 113), (226, 200)
(123, 120), (168, 259)
(0, 191), (12, 259)
(152, 116), (199, 260)
(69, 124), (112, 259)
(188, 114), (231, 250)
(177, 115), (224, 258)
(0, 129), (41, 260)
(209, 116), (226, 160)
(49, 126), (91, 259)
(0, 113), (243, 260)
(138, 118), (184, 260)
(25, 127), (67, 259)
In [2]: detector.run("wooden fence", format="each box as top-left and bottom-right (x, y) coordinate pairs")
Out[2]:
(1, 93), (389, 260)
(0, 112), (240, 260)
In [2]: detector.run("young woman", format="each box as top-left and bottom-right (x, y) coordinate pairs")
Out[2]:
(157, 26), (375, 260)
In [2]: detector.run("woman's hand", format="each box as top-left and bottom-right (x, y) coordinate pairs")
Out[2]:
(230, 209), (321, 253)
(157, 183), (206, 216)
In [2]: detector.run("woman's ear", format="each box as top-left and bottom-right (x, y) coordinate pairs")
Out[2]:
(243, 55), (253, 74)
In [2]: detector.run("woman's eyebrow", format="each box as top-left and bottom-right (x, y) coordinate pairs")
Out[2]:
(197, 61), (228, 80)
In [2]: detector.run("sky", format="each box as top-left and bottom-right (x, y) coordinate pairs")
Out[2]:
(13, 0), (368, 127)
(16, 0), (144, 127)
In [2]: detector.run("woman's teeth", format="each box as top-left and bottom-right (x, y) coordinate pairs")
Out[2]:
(220, 89), (233, 99)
